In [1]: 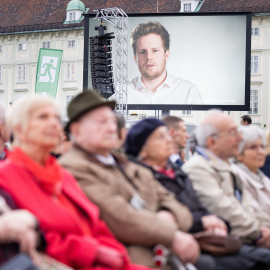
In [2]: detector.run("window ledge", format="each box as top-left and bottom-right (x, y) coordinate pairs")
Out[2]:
(62, 87), (78, 91)
(16, 81), (27, 84)
(251, 73), (261, 76)
(65, 80), (77, 82)
(14, 89), (28, 92)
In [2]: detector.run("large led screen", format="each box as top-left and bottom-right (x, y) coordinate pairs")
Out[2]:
(86, 13), (252, 111)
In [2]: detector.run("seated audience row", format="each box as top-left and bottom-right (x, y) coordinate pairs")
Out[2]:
(1, 92), (270, 270)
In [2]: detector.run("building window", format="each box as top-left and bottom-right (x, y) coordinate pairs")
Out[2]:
(251, 56), (259, 74)
(182, 110), (192, 115)
(69, 12), (76, 21)
(0, 65), (2, 83)
(67, 40), (76, 48)
(18, 43), (27, 51)
(65, 94), (75, 119)
(0, 45), (2, 52)
(251, 27), (259, 36)
(183, 3), (192, 12)
(66, 62), (75, 80)
(17, 64), (26, 82)
(42, 42), (51, 49)
(248, 90), (259, 115)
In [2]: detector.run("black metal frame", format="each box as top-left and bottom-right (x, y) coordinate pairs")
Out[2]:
(83, 12), (252, 111)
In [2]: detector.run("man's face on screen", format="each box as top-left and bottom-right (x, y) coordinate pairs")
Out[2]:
(134, 33), (170, 80)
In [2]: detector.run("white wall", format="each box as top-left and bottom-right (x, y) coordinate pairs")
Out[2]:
(0, 29), (84, 119)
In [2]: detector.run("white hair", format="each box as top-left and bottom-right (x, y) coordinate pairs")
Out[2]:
(8, 95), (60, 145)
(238, 126), (266, 154)
(0, 103), (5, 124)
(195, 109), (228, 148)
(195, 124), (218, 148)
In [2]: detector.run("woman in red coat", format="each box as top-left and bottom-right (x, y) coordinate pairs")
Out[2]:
(0, 96), (151, 270)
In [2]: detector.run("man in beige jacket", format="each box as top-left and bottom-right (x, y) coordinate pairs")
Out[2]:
(60, 90), (212, 269)
(183, 110), (270, 248)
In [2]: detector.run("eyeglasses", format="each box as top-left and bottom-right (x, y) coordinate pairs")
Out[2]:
(213, 129), (241, 138)
(246, 144), (265, 151)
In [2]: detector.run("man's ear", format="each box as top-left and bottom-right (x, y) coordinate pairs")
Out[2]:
(165, 50), (170, 63)
(134, 54), (138, 64)
(168, 128), (175, 138)
(206, 136), (216, 149)
(69, 122), (80, 142)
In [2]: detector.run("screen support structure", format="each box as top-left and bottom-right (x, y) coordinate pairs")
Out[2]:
(94, 8), (128, 118)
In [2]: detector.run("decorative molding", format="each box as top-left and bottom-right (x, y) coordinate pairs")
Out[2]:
(39, 33), (43, 39)
(31, 34), (35, 39)
(251, 81), (263, 85)
(14, 89), (28, 92)
(62, 87), (78, 91)
(258, 18), (262, 25)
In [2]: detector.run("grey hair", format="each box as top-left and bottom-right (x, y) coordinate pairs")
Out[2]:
(7, 95), (60, 145)
(238, 126), (266, 154)
(195, 124), (218, 148)
(0, 103), (5, 124)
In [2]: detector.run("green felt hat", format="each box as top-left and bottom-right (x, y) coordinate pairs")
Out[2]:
(64, 89), (115, 132)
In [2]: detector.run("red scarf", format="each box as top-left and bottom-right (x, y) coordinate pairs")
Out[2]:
(158, 167), (176, 179)
(9, 147), (62, 196)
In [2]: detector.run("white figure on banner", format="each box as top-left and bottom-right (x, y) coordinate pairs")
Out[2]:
(38, 56), (58, 83)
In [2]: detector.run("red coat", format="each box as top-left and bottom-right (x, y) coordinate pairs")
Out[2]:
(0, 160), (151, 270)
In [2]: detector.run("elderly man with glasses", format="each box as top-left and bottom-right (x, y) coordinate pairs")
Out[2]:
(183, 111), (270, 262)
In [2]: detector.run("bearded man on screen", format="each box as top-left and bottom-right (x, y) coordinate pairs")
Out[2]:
(128, 21), (203, 105)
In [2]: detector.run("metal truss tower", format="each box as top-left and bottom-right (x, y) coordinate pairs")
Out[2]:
(94, 8), (128, 118)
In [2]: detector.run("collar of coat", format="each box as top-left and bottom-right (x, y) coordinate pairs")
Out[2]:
(73, 143), (128, 167)
(129, 157), (187, 186)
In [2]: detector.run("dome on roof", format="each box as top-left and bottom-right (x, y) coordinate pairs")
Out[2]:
(67, 0), (85, 11)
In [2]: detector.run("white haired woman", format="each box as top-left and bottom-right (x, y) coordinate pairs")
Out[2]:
(231, 125), (270, 217)
(0, 95), (151, 270)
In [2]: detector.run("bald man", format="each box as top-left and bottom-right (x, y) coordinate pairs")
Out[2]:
(183, 111), (270, 250)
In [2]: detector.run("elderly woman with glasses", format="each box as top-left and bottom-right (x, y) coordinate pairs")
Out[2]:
(231, 125), (270, 218)
(0, 96), (151, 270)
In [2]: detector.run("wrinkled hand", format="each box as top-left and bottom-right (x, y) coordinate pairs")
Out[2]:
(96, 245), (124, 269)
(156, 210), (177, 225)
(0, 210), (38, 257)
(257, 226), (270, 248)
(172, 231), (200, 264)
(201, 215), (228, 235)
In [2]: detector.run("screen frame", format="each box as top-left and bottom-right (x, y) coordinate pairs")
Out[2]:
(83, 12), (252, 111)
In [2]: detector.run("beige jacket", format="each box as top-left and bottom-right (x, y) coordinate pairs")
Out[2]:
(60, 145), (193, 264)
(232, 163), (270, 221)
(182, 151), (270, 243)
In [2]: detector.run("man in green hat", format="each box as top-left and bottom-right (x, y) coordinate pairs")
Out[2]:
(59, 90), (217, 270)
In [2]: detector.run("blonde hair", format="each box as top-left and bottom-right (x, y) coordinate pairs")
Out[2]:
(266, 129), (270, 155)
(8, 95), (60, 145)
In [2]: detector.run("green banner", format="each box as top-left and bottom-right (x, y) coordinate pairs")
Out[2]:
(35, 48), (63, 98)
